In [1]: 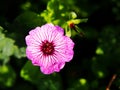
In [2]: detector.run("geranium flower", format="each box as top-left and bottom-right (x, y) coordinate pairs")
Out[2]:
(25, 23), (74, 74)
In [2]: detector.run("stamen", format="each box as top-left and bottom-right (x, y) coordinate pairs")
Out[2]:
(41, 40), (55, 55)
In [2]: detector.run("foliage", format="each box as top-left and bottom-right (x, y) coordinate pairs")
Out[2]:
(0, 0), (120, 90)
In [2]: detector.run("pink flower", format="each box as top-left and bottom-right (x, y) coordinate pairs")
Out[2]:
(25, 23), (74, 74)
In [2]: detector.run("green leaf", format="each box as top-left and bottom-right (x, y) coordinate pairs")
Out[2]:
(41, 10), (54, 22)
(41, 0), (69, 23)
(2, 38), (15, 56)
(0, 65), (16, 88)
(47, 0), (59, 11)
(14, 11), (44, 30)
(70, 12), (77, 19)
(20, 1), (31, 11)
(20, 61), (44, 83)
(0, 26), (25, 64)
(14, 46), (26, 59)
(65, 25), (71, 37)
(21, 61), (62, 90)
(0, 28), (15, 63)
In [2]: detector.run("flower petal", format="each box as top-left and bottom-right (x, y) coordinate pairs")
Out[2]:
(25, 23), (75, 74)
(40, 62), (65, 74)
(54, 36), (74, 62)
(25, 35), (40, 46)
(26, 46), (43, 66)
(55, 25), (64, 35)
(65, 36), (74, 61)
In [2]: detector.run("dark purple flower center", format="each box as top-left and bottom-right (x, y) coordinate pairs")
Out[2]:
(41, 40), (55, 55)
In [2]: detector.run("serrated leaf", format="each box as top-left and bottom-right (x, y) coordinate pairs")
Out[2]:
(0, 31), (15, 63)
(14, 46), (26, 59)
(0, 26), (25, 64)
(2, 38), (15, 56)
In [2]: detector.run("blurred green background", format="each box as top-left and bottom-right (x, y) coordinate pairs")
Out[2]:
(0, 0), (120, 90)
